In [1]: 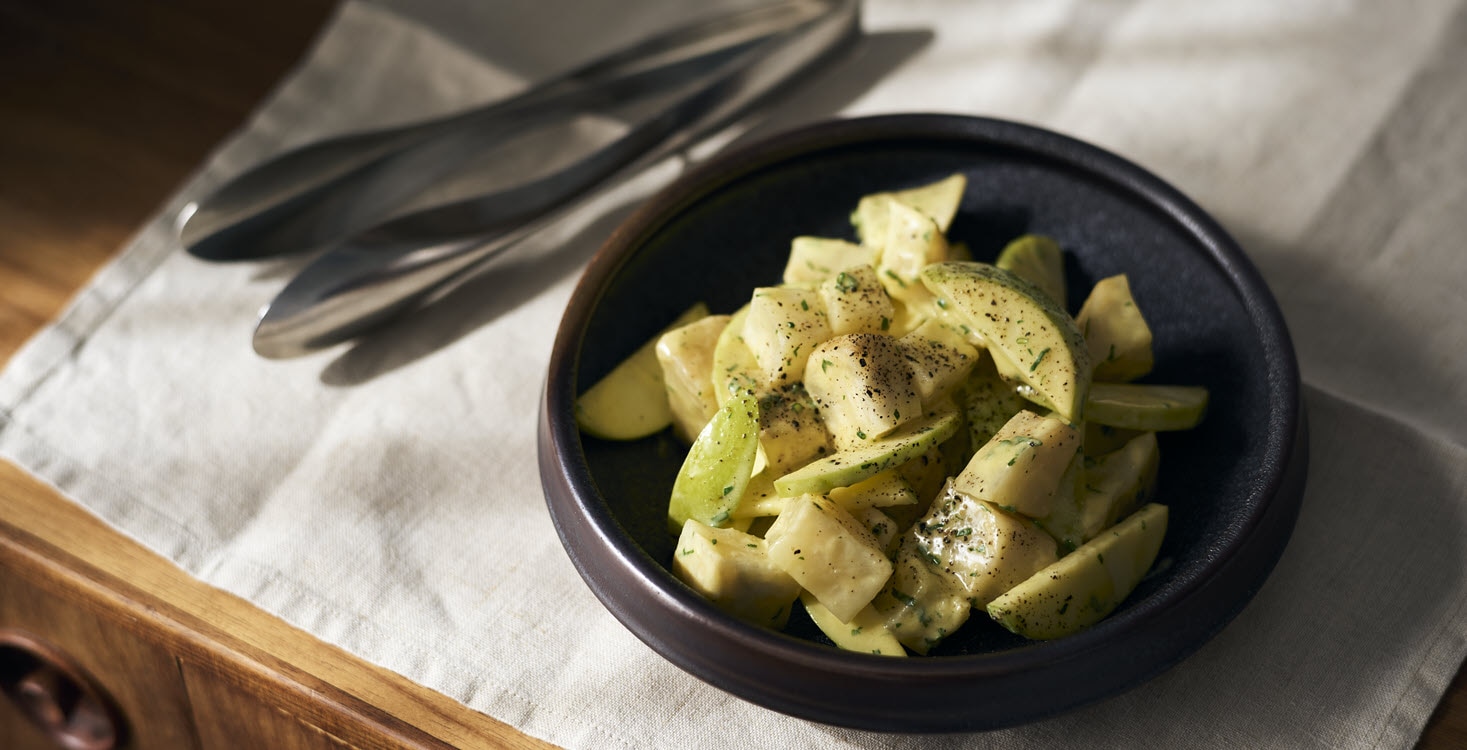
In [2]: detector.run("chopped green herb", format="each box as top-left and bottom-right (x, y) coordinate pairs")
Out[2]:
(998, 436), (1041, 447)
(1029, 347), (1051, 372)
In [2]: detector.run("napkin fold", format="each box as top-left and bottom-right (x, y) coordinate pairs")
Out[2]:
(3, 1), (1466, 748)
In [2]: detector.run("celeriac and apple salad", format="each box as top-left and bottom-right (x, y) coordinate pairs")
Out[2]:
(575, 175), (1207, 655)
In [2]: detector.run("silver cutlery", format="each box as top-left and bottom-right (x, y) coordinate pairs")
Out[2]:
(248, 0), (859, 358)
(178, 0), (843, 262)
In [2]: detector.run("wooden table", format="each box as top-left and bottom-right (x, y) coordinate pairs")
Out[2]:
(0, 2), (1462, 748)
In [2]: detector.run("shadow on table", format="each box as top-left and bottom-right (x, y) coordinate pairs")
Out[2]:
(317, 27), (933, 386)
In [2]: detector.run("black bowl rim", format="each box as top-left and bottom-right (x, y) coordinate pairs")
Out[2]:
(540, 113), (1305, 730)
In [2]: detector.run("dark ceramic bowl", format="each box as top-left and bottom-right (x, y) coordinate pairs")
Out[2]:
(539, 114), (1307, 732)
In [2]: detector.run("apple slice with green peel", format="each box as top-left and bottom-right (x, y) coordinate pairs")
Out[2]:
(987, 503), (1168, 640)
(921, 262), (1091, 422)
(575, 302), (709, 440)
(711, 304), (758, 407)
(1038, 431), (1158, 552)
(1086, 383), (1208, 431)
(1084, 421), (1143, 458)
(668, 391), (760, 532)
(783, 236), (875, 284)
(1076, 274), (1154, 382)
(826, 468), (918, 512)
(774, 408), (960, 497)
(800, 592), (906, 656)
(995, 234), (1065, 307)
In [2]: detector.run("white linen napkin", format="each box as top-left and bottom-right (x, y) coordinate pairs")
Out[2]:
(4, 1), (1467, 748)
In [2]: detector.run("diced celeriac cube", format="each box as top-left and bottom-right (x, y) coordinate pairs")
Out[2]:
(960, 359), (1029, 450)
(672, 520), (801, 629)
(951, 410), (1081, 518)
(755, 385), (831, 475)
(850, 174), (966, 246)
(898, 318), (980, 404)
(891, 173), (966, 232)
(765, 494), (894, 623)
(744, 286), (831, 388)
(873, 482), (1058, 653)
(818, 265), (894, 337)
(876, 200), (949, 305)
(851, 505), (901, 556)
(656, 314), (730, 443)
(803, 333), (922, 450)
(783, 237), (876, 284)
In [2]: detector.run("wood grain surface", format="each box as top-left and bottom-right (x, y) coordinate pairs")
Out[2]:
(0, 2), (1462, 749)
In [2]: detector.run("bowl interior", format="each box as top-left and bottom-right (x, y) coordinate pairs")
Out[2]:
(568, 116), (1288, 658)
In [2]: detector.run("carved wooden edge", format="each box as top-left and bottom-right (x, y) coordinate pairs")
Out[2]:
(0, 627), (127, 750)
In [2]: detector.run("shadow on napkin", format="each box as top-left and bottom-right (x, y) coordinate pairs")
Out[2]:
(729, 28), (935, 146)
(314, 28), (933, 384)
(315, 197), (632, 387)
(1237, 225), (1467, 452)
